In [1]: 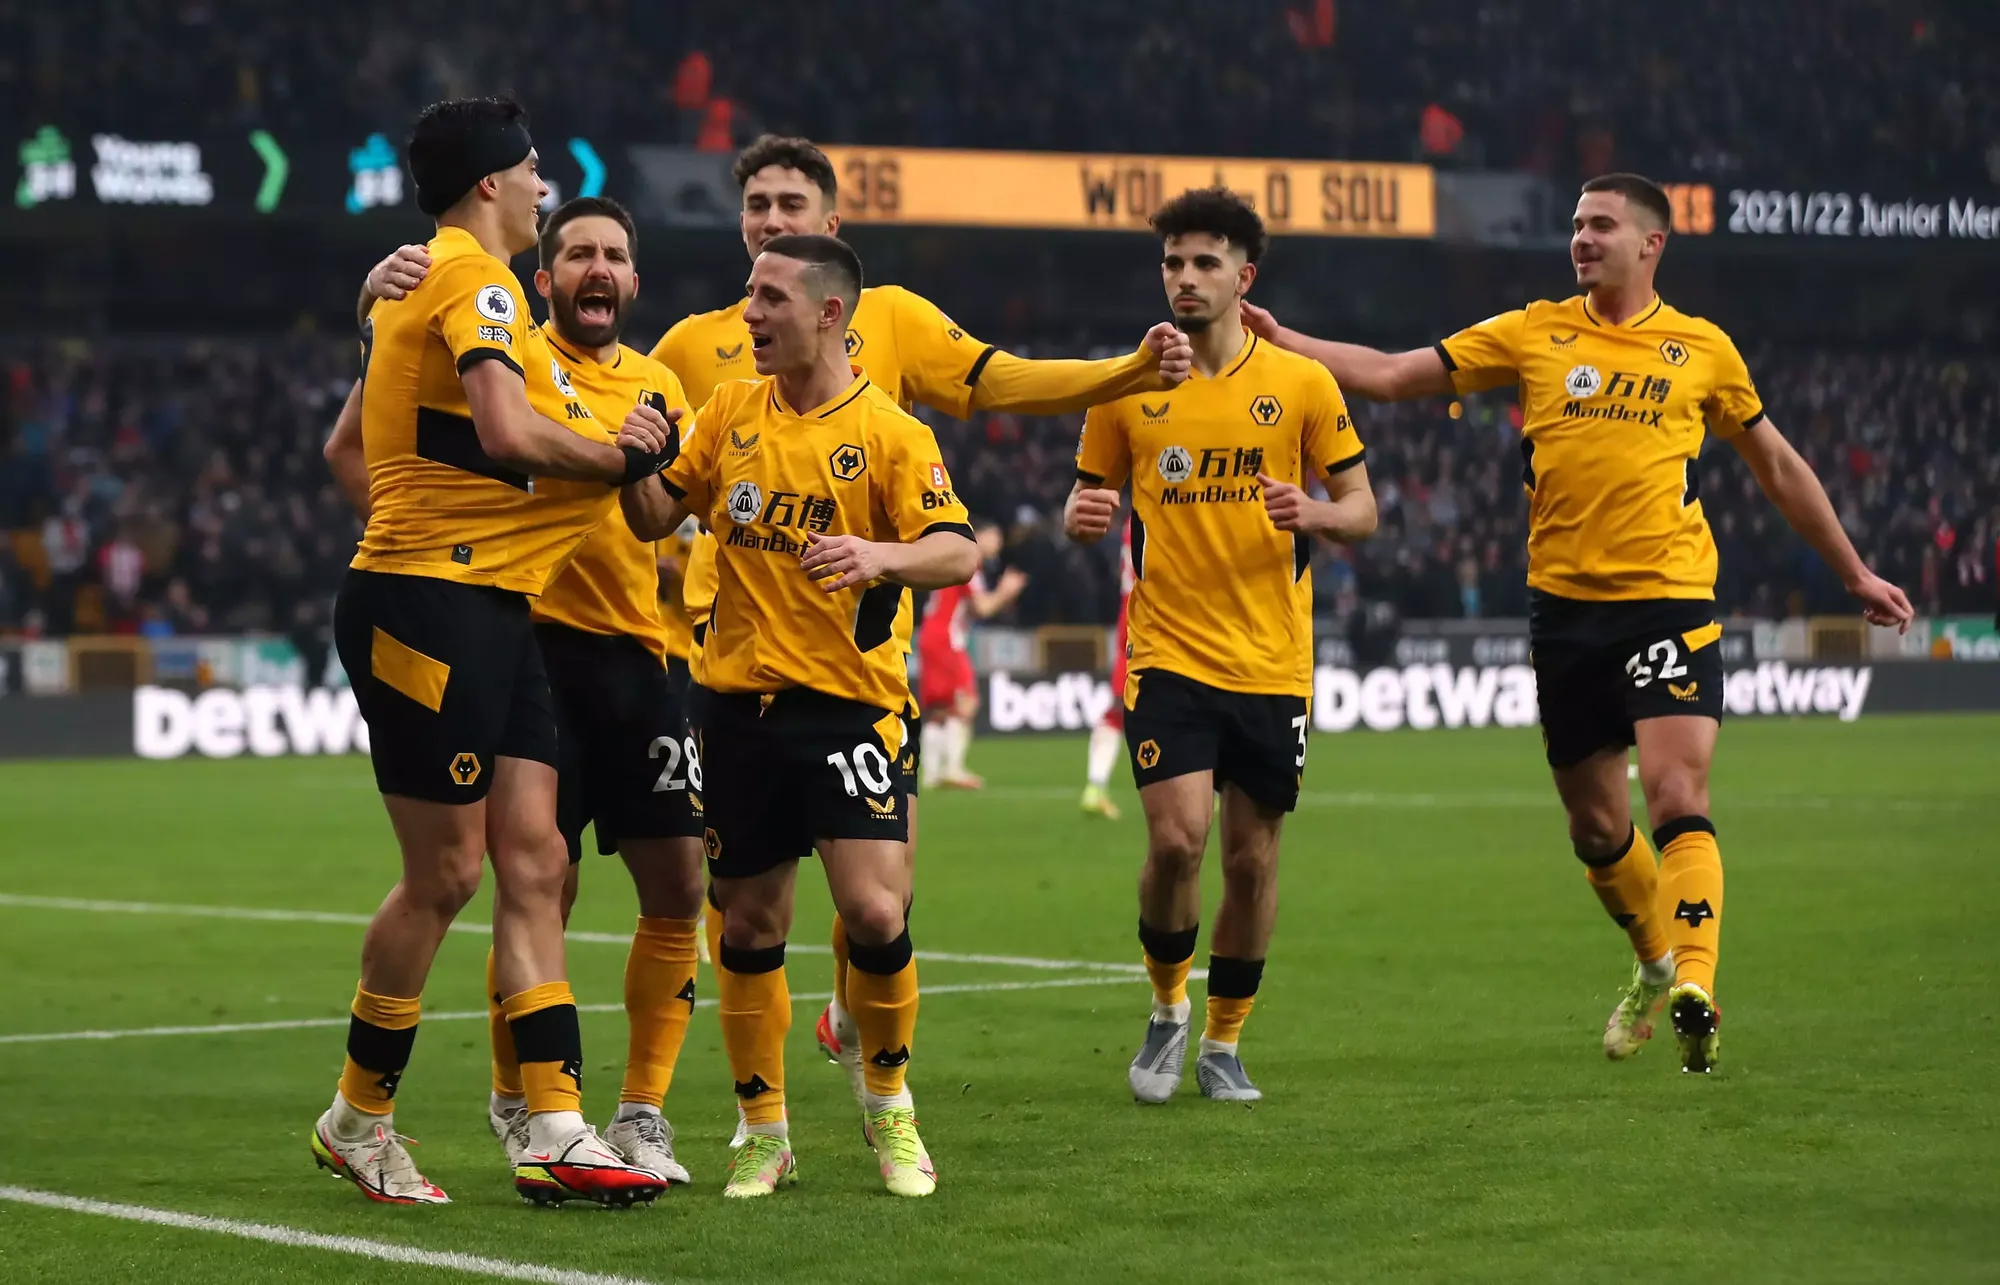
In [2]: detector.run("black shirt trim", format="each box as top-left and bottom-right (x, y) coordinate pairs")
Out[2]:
(456, 348), (525, 380)
(817, 378), (871, 418)
(1076, 468), (1106, 485)
(1223, 334), (1259, 378)
(963, 345), (999, 388)
(1433, 341), (1458, 372)
(917, 521), (976, 542)
(1325, 447), (1368, 475)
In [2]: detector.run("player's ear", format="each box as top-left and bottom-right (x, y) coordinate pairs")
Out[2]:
(824, 210), (842, 237)
(533, 268), (554, 301)
(1238, 260), (1258, 297)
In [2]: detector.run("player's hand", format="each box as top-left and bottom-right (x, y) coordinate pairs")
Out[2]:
(1065, 487), (1120, 541)
(997, 566), (1029, 595)
(801, 532), (889, 591)
(616, 403), (678, 455)
(1143, 322), (1193, 388)
(1240, 300), (1281, 341)
(1257, 472), (1318, 533)
(367, 245), (432, 301)
(1848, 570), (1915, 634)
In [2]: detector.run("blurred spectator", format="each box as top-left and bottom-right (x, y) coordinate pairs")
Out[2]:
(2, 2), (1993, 186)
(1, 338), (1993, 637)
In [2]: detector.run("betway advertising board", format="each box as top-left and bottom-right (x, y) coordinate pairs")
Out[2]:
(0, 664), (1993, 760)
(983, 661), (1986, 734)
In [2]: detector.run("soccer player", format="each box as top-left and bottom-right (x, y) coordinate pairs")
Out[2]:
(1243, 172), (1914, 1072)
(916, 518), (1027, 789)
(621, 234), (980, 1198)
(314, 98), (674, 1206)
(1079, 516), (1136, 820)
(644, 134), (1190, 1128)
(359, 198), (706, 1186)
(1065, 187), (1377, 1104)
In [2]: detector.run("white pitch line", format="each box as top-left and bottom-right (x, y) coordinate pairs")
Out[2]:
(0, 894), (1146, 974)
(0, 973), (1167, 1047)
(0, 1185), (674, 1285)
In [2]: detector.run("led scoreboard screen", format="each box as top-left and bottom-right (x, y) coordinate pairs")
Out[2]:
(819, 145), (1436, 239)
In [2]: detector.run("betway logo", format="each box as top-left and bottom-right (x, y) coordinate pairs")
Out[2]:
(1722, 663), (1870, 722)
(1314, 665), (1539, 732)
(988, 672), (1116, 731)
(134, 685), (370, 759)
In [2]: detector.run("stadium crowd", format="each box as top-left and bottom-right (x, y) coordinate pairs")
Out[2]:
(6, 0), (1995, 185)
(3, 338), (1993, 640)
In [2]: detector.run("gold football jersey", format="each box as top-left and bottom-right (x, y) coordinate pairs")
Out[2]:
(659, 370), (973, 711)
(1437, 295), (1763, 602)
(529, 338), (696, 661)
(1077, 335), (1364, 697)
(350, 226), (611, 596)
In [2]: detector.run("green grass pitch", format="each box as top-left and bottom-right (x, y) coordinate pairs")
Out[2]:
(1, 715), (1996, 1283)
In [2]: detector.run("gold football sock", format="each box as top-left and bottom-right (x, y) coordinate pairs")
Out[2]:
(1201, 956), (1265, 1047)
(830, 912), (851, 1012)
(502, 981), (583, 1116)
(338, 985), (420, 1115)
(619, 916), (700, 1107)
(1656, 817), (1724, 994)
(1579, 826), (1671, 963)
(717, 938), (789, 1127)
(1138, 919), (1197, 1007)
(485, 948), (522, 1099)
(845, 928), (919, 1098)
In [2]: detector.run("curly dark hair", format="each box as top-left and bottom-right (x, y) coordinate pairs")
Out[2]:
(732, 134), (838, 204)
(1149, 186), (1268, 263)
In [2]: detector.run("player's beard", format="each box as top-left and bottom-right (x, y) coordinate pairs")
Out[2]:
(1173, 297), (1218, 333)
(551, 283), (625, 350)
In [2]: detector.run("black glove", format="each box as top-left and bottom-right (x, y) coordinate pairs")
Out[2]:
(618, 394), (680, 483)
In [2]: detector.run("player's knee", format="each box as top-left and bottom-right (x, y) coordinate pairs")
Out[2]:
(1145, 826), (1206, 882)
(1567, 809), (1629, 863)
(1645, 770), (1709, 827)
(407, 841), (484, 918)
(837, 890), (906, 947)
(723, 897), (789, 948)
(1218, 841), (1278, 893)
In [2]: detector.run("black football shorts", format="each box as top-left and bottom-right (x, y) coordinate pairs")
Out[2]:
(333, 568), (555, 803)
(536, 623), (703, 862)
(1122, 668), (1309, 813)
(1529, 594), (1726, 769)
(698, 687), (910, 880)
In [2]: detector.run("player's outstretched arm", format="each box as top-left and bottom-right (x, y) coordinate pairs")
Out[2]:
(970, 324), (1193, 415)
(1729, 419), (1914, 632)
(801, 530), (979, 592)
(1063, 481), (1121, 544)
(1258, 465), (1378, 543)
(323, 378), (370, 517)
(462, 364), (676, 485)
(1240, 302), (1452, 402)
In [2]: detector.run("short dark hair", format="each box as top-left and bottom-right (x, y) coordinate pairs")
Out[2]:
(1581, 172), (1673, 232)
(1150, 186), (1268, 263)
(733, 134), (838, 204)
(760, 233), (863, 315)
(407, 96), (531, 216)
(538, 196), (638, 269)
